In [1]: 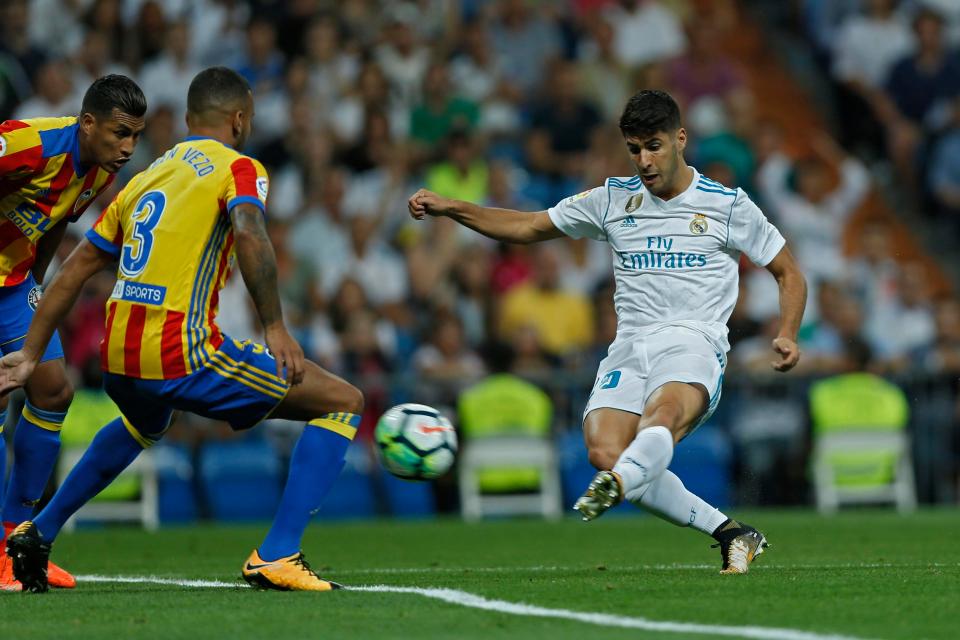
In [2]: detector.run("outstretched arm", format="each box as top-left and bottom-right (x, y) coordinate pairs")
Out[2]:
(765, 245), (807, 372)
(408, 189), (564, 244)
(229, 202), (304, 385)
(0, 239), (114, 393)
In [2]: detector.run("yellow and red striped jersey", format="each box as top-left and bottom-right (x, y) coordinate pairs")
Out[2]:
(0, 117), (115, 286)
(86, 136), (269, 379)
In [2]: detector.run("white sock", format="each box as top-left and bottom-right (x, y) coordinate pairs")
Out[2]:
(611, 426), (674, 493)
(626, 469), (728, 535)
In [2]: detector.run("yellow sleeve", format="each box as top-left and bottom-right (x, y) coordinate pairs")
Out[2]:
(0, 120), (44, 179)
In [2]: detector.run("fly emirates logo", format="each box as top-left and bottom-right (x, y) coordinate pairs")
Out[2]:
(616, 236), (707, 271)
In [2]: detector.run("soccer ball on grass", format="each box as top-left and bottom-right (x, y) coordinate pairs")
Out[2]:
(375, 403), (457, 480)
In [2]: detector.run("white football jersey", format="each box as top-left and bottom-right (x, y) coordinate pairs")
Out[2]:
(547, 168), (785, 352)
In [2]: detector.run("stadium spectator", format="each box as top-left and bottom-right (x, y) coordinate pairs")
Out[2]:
(604, 0), (686, 69)
(409, 61), (479, 154)
(374, 5), (431, 112)
(525, 60), (603, 206)
(875, 7), (960, 191)
(756, 133), (870, 282)
(138, 21), (200, 130)
(13, 59), (76, 120)
(488, 0), (563, 95)
(865, 261), (936, 368)
(576, 16), (633, 124)
(665, 16), (747, 113)
(425, 128), (489, 206)
(1, 0), (48, 84)
(829, 0), (913, 154)
(498, 244), (594, 359)
(927, 95), (960, 220)
(303, 15), (360, 115)
(448, 19), (522, 137)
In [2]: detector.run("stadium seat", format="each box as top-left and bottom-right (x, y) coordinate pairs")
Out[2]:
(380, 471), (435, 518)
(557, 428), (598, 510)
(315, 443), (377, 520)
(198, 438), (282, 521)
(668, 424), (733, 508)
(457, 374), (562, 521)
(154, 443), (198, 524)
(810, 373), (917, 514)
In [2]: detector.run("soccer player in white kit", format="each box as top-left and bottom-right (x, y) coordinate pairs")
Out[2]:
(408, 90), (807, 574)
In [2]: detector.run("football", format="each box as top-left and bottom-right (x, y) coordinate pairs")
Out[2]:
(375, 403), (458, 481)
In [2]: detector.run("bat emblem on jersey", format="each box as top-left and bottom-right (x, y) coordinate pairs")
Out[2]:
(74, 188), (96, 213)
(625, 194), (643, 213)
(689, 214), (708, 234)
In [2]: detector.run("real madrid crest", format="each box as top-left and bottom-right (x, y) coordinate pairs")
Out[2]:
(625, 194), (643, 213)
(689, 213), (708, 234)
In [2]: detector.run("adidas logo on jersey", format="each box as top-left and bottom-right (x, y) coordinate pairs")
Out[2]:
(620, 215), (637, 228)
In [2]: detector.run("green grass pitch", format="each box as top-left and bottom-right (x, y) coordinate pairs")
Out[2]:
(2, 510), (958, 639)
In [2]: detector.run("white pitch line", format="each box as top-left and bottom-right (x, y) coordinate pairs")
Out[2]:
(76, 574), (874, 640)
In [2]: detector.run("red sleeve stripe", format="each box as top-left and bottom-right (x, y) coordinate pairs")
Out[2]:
(161, 310), (187, 378)
(0, 120), (30, 133)
(123, 304), (147, 377)
(229, 158), (259, 199)
(101, 301), (118, 370)
(0, 120), (42, 174)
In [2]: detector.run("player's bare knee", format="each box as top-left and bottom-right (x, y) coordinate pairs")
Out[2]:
(587, 445), (621, 471)
(30, 381), (74, 413)
(339, 383), (364, 416)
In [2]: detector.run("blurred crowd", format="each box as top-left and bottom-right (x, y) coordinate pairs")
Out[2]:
(2, 0), (960, 434)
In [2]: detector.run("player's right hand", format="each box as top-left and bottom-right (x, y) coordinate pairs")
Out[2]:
(265, 325), (305, 386)
(408, 189), (454, 220)
(0, 350), (38, 396)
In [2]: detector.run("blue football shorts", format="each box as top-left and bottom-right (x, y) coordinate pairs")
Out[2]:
(103, 336), (291, 439)
(0, 273), (64, 363)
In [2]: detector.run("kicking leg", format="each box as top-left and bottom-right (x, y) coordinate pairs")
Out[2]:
(576, 382), (705, 520)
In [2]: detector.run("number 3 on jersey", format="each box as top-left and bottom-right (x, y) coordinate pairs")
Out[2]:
(120, 190), (166, 278)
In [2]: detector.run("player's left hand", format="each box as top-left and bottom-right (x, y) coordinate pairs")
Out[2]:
(0, 350), (38, 395)
(771, 337), (800, 372)
(265, 325), (305, 386)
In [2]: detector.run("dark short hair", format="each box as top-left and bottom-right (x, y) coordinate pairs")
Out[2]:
(187, 66), (251, 117)
(619, 90), (682, 139)
(81, 74), (147, 119)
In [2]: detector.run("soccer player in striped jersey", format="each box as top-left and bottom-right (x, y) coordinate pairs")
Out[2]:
(0, 75), (146, 591)
(1, 67), (364, 593)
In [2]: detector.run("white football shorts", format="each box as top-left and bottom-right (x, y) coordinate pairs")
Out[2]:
(583, 326), (726, 430)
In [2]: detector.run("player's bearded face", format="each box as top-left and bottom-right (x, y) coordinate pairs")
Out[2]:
(625, 129), (685, 197)
(84, 109), (145, 174)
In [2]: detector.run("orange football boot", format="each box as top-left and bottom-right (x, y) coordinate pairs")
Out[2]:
(4, 522), (74, 589)
(0, 549), (23, 592)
